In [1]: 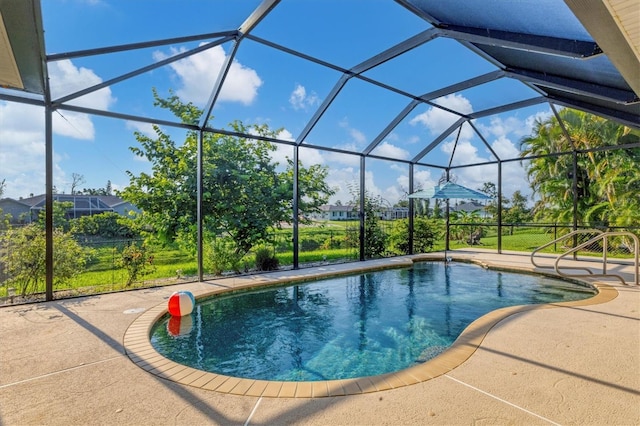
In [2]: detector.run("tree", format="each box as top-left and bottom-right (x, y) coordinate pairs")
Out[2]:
(0, 224), (88, 296)
(120, 90), (334, 262)
(280, 158), (335, 223)
(118, 242), (155, 286)
(503, 190), (532, 224)
(450, 209), (482, 243)
(346, 184), (387, 258)
(82, 180), (113, 195)
(36, 201), (73, 232)
(521, 109), (640, 227)
(70, 211), (139, 239)
(70, 173), (86, 195)
(479, 182), (498, 218)
(388, 217), (435, 255)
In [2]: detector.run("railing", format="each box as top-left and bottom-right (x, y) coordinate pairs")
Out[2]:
(531, 229), (639, 285)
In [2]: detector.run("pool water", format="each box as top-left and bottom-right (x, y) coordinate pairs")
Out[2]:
(150, 262), (595, 381)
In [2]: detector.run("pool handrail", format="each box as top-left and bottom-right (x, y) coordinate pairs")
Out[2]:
(530, 229), (604, 272)
(553, 231), (639, 286)
(530, 229), (639, 285)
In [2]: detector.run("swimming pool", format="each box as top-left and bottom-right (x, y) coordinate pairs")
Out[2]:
(150, 262), (595, 382)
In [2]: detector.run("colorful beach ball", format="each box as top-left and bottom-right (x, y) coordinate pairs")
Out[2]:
(168, 290), (195, 317)
(167, 314), (193, 337)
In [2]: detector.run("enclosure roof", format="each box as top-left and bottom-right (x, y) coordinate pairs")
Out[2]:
(0, 0), (638, 166)
(0, 0), (45, 94)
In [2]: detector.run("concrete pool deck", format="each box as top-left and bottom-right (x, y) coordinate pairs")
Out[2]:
(1, 250), (639, 425)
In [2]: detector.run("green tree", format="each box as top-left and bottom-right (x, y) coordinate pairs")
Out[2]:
(503, 191), (532, 224)
(521, 109), (640, 227)
(280, 158), (335, 223)
(120, 90), (334, 262)
(450, 209), (482, 243)
(0, 224), (88, 296)
(388, 217), (436, 255)
(70, 211), (139, 239)
(118, 242), (155, 286)
(36, 201), (73, 232)
(347, 185), (387, 258)
(479, 182), (498, 219)
(82, 180), (113, 195)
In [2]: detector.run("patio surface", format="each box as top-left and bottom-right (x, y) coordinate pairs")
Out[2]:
(1, 250), (639, 425)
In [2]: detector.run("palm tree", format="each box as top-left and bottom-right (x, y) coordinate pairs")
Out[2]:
(520, 109), (640, 229)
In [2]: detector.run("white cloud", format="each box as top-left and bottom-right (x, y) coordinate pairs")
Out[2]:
(324, 150), (360, 167)
(337, 117), (367, 145)
(372, 141), (409, 160)
(0, 59), (114, 198)
(325, 167), (358, 204)
(441, 139), (483, 166)
(270, 143), (293, 169)
(126, 120), (157, 138)
(48, 59), (115, 140)
(154, 43), (262, 106)
(298, 146), (326, 166)
(277, 128), (294, 142)
(410, 94), (472, 135)
(49, 60), (114, 110)
(0, 103), (66, 198)
(289, 84), (319, 110)
(349, 128), (366, 145)
(413, 169), (437, 191)
(491, 135), (520, 159)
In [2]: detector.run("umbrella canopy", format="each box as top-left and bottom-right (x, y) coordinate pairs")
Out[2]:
(409, 182), (492, 200)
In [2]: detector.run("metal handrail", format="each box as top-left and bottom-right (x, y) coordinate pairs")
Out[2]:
(530, 229), (603, 271)
(554, 231), (639, 286)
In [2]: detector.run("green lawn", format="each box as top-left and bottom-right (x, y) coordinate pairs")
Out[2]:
(2, 222), (631, 299)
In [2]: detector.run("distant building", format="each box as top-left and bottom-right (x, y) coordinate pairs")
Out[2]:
(450, 201), (491, 218)
(310, 205), (358, 221)
(380, 206), (409, 220)
(309, 204), (409, 221)
(0, 194), (139, 224)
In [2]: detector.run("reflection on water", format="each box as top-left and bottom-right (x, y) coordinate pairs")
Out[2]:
(151, 262), (595, 381)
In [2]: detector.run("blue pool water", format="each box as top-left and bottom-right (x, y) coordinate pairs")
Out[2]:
(150, 262), (595, 381)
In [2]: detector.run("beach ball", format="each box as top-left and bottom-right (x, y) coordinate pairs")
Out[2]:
(167, 314), (193, 337)
(168, 290), (195, 317)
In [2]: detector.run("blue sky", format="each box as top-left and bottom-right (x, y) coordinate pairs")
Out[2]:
(0, 0), (554, 205)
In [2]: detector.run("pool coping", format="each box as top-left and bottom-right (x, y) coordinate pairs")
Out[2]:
(122, 257), (617, 398)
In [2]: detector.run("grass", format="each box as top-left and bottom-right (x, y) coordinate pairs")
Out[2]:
(2, 222), (632, 299)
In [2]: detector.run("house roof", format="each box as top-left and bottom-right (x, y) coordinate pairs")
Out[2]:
(320, 205), (355, 212)
(451, 201), (486, 213)
(0, 194), (128, 208)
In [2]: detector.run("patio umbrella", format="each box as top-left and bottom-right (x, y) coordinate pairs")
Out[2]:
(409, 182), (492, 260)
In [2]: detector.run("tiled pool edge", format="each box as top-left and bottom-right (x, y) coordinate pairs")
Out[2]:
(122, 260), (617, 398)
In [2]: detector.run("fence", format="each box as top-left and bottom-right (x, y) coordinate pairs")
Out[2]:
(2, 221), (638, 305)
(449, 222), (640, 259)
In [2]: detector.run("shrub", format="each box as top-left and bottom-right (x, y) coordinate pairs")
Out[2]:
(300, 238), (321, 251)
(205, 237), (244, 275)
(71, 212), (139, 239)
(254, 247), (279, 271)
(1, 224), (89, 296)
(118, 242), (155, 286)
(388, 217), (436, 255)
